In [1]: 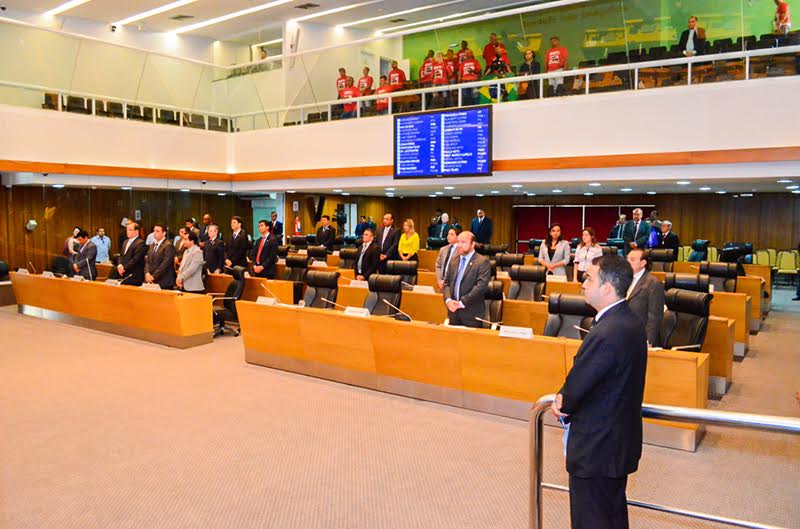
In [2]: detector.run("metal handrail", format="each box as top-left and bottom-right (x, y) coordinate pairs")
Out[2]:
(529, 394), (800, 529)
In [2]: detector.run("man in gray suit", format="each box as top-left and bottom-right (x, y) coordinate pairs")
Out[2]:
(435, 227), (459, 290)
(442, 231), (492, 328)
(144, 223), (177, 290)
(72, 230), (97, 280)
(626, 248), (665, 347)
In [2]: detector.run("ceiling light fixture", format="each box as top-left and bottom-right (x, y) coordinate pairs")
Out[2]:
(475, 193), (485, 197)
(525, 192), (536, 196)
(338, 0), (465, 29)
(113, 0), (198, 27)
(217, 192), (227, 196)
(444, 186), (455, 190)
(646, 191), (657, 195)
(52, 184), (65, 188)
(786, 185), (799, 190)
(620, 188), (633, 192)
(739, 193), (753, 197)
(121, 186), (132, 190)
(490, 190), (500, 194)
(552, 189), (563, 193)
(583, 192), (593, 196)
(676, 181), (691, 185)
(287, 190), (296, 194)
(341, 192), (350, 196)
(777, 179), (793, 183)
(428, 194), (437, 198)
(588, 182), (602, 187)
(292, 0), (384, 23)
(332, 189), (343, 192)
(435, 191), (444, 195)
(180, 188), (191, 192)
(716, 190), (727, 194)
(385, 187), (395, 191)
(792, 190), (800, 194)
(44, 0), (93, 17)
(373, 0), (535, 35)
(699, 186), (712, 191)
(253, 38), (284, 47)
(173, 0), (294, 34)
(511, 184), (523, 188)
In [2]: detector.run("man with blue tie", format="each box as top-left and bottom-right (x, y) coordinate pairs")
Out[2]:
(470, 208), (493, 244)
(435, 228), (459, 290)
(442, 231), (491, 327)
(354, 229), (380, 281)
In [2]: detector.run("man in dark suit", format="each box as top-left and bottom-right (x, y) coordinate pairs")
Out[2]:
(608, 214), (626, 240)
(677, 16), (706, 56)
(442, 231), (492, 327)
(470, 208), (493, 245)
(199, 213), (219, 247)
(551, 255), (647, 529)
(204, 224), (225, 274)
(656, 220), (680, 258)
(354, 216), (369, 238)
(251, 219), (278, 279)
(117, 221), (147, 286)
(269, 211), (283, 243)
(622, 208), (650, 255)
(144, 223), (177, 290)
(354, 228), (381, 281)
(626, 248), (665, 346)
(316, 215), (336, 251)
(72, 230), (97, 280)
(431, 212), (452, 239)
(376, 213), (401, 273)
(225, 216), (249, 271)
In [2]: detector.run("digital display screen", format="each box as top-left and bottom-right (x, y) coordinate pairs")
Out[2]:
(394, 106), (492, 179)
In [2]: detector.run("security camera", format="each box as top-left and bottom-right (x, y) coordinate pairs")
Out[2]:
(201, 180), (208, 185)
(110, 25), (117, 32)
(42, 172), (48, 176)
(1, 6), (7, 11)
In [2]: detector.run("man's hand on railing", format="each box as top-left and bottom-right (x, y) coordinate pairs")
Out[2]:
(551, 393), (568, 418)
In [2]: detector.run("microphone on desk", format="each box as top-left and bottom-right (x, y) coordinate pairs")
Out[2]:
(260, 282), (281, 301)
(76, 259), (93, 281)
(28, 261), (37, 275)
(382, 299), (413, 321)
(671, 344), (703, 351)
(475, 316), (502, 329)
(401, 281), (415, 290)
(573, 325), (591, 335)
(321, 298), (347, 310)
(118, 274), (133, 285)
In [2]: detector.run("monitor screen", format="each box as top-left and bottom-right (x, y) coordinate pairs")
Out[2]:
(394, 106), (492, 179)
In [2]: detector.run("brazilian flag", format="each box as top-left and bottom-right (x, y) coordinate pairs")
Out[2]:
(477, 73), (519, 104)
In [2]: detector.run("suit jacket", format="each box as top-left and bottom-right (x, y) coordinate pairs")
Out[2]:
(435, 243), (458, 282)
(559, 301), (648, 479)
(177, 245), (205, 292)
(118, 237), (147, 286)
(657, 231), (680, 257)
(442, 251), (492, 324)
(251, 235), (278, 279)
(270, 220), (284, 241)
(537, 240), (572, 276)
(623, 220), (650, 254)
(204, 238), (225, 274)
(678, 28), (706, 55)
(431, 222), (451, 239)
(626, 271), (665, 347)
(74, 241), (97, 280)
(608, 223), (625, 240)
(354, 241), (381, 280)
(225, 230), (249, 268)
(316, 225), (336, 250)
(470, 217), (493, 244)
(144, 239), (177, 289)
(376, 226), (400, 260)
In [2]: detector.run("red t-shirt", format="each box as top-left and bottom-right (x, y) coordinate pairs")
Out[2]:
(482, 42), (508, 68)
(375, 85), (393, 112)
(445, 58), (458, 81)
(457, 49), (470, 64)
(336, 75), (347, 92)
(432, 62), (448, 85)
(545, 47), (569, 71)
(418, 58), (434, 83)
(388, 68), (407, 89)
(357, 75), (373, 94)
(776, 1), (791, 25)
(339, 86), (361, 112)
(459, 59), (482, 82)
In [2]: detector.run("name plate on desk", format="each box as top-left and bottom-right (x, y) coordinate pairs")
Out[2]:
(546, 275), (566, 283)
(344, 306), (370, 318)
(105, 279), (121, 286)
(349, 280), (368, 288)
(41, 271), (55, 278)
(70, 275), (85, 282)
(16, 268), (29, 274)
(332, 250), (340, 256)
(310, 260), (327, 267)
(256, 296), (278, 306)
(412, 285), (436, 294)
(496, 271), (510, 279)
(140, 283), (161, 290)
(277, 259), (286, 265)
(499, 326), (533, 340)
(297, 249), (308, 255)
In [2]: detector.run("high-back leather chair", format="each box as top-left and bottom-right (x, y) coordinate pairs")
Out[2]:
(52, 256), (74, 277)
(332, 236), (345, 251)
(477, 244), (508, 257)
(385, 260), (418, 288)
(338, 248), (359, 269)
(507, 264), (547, 302)
(285, 254), (311, 282)
(302, 270), (341, 309)
(364, 274), (403, 316)
(306, 245), (329, 263)
(427, 237), (447, 250)
(699, 262), (739, 292)
(688, 239), (710, 262)
(543, 293), (597, 340)
(277, 245), (290, 259)
(664, 273), (711, 293)
(606, 239), (626, 254)
(0, 260), (10, 281)
(495, 253), (525, 272)
(481, 280), (505, 329)
(646, 249), (675, 272)
(213, 266), (246, 337)
(600, 245), (619, 256)
(343, 236), (357, 246)
(660, 288), (713, 351)
(489, 260), (498, 280)
(290, 235), (308, 250)
(528, 239), (544, 255)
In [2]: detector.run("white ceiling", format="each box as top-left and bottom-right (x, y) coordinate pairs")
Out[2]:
(7, 0), (549, 42)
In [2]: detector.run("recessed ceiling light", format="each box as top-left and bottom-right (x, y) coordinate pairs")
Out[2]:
(435, 191), (444, 195)
(452, 196), (461, 200)
(341, 192), (350, 196)
(583, 192), (593, 196)
(113, 0), (198, 27)
(44, 0), (92, 17)
(588, 182), (602, 187)
(180, 188), (190, 192)
(332, 189), (343, 192)
(476, 193), (485, 197)
(291, 0), (383, 23)
(739, 193), (753, 197)
(253, 38), (283, 47)
(777, 179), (793, 183)
(716, 190), (727, 194)
(385, 187), (395, 191)
(52, 184), (65, 188)
(287, 190), (295, 194)
(792, 190), (800, 194)
(173, 0), (295, 34)
(443, 186), (455, 190)
(428, 194), (437, 198)
(217, 192), (227, 196)
(699, 186), (712, 191)
(646, 191), (657, 195)
(552, 189), (563, 193)
(676, 181), (691, 185)
(121, 186), (132, 190)
(490, 190), (500, 194)
(786, 185), (799, 190)
(338, 0), (465, 28)
(620, 188), (633, 192)
(511, 184), (523, 188)
(386, 193), (394, 197)
(525, 192), (536, 196)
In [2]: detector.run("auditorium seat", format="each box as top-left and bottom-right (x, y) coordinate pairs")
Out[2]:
(688, 239), (710, 262)
(332, 237), (345, 251)
(284, 254), (311, 282)
(290, 236), (308, 250)
(66, 96), (90, 115)
(700, 262), (738, 292)
(158, 109), (179, 126)
(302, 270), (340, 309)
(477, 244), (508, 257)
(507, 264), (547, 302)
(543, 293), (597, 340)
(51, 256), (74, 277)
(107, 101), (124, 119)
(306, 245), (329, 263)
(528, 238), (544, 255)
(753, 249), (770, 266)
(385, 260), (418, 288)
(0, 260), (10, 281)
(212, 266), (246, 337)
(646, 249), (675, 272)
(364, 274), (403, 316)
(775, 251), (799, 284)
(495, 253), (524, 272)
(426, 237), (447, 250)
(735, 35), (757, 51)
(42, 93), (59, 110)
(646, 46), (667, 60)
(481, 280), (505, 329)
(306, 234), (317, 246)
(338, 248), (358, 269)
(277, 245), (290, 259)
(664, 273), (711, 293)
(660, 288), (713, 352)
(343, 236), (358, 246)
(606, 239), (625, 254)
(707, 246), (719, 262)
(600, 246), (618, 256)
(709, 38), (734, 54)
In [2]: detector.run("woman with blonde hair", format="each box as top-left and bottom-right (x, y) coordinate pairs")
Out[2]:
(398, 218), (420, 261)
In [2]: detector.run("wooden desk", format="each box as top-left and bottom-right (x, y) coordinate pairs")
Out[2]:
(10, 272), (213, 348)
(0, 281), (15, 306)
(206, 273), (295, 305)
(702, 316), (735, 395)
(736, 276), (764, 332)
(96, 262), (113, 279)
(502, 299), (549, 335)
(544, 280), (583, 297)
(743, 263), (772, 315)
(417, 249), (438, 274)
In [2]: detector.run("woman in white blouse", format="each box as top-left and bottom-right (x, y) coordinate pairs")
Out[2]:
(538, 223), (571, 276)
(573, 227), (604, 282)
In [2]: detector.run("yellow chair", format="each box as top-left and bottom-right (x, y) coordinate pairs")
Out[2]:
(775, 251), (798, 285)
(754, 250), (770, 266)
(681, 245), (692, 261)
(767, 249), (778, 269)
(707, 247), (719, 262)
(677, 246), (685, 262)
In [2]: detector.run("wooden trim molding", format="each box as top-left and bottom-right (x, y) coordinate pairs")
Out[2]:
(0, 160), (231, 182)
(235, 165), (394, 181)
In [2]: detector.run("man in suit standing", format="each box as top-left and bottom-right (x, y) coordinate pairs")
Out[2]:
(72, 230), (97, 280)
(117, 221), (147, 286)
(656, 220), (680, 258)
(435, 227), (459, 290)
(269, 211), (284, 243)
(677, 16), (706, 56)
(144, 223), (177, 290)
(626, 248), (665, 346)
(204, 224), (225, 274)
(442, 231), (492, 327)
(376, 213), (401, 273)
(251, 219), (278, 279)
(225, 216), (249, 271)
(199, 213), (217, 247)
(354, 228), (381, 281)
(551, 255), (647, 529)
(470, 209), (493, 245)
(608, 214), (626, 240)
(432, 212), (451, 239)
(622, 208), (650, 255)
(316, 215), (336, 251)
(354, 216), (369, 238)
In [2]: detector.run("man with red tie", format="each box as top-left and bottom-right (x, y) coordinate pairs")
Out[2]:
(251, 219), (277, 279)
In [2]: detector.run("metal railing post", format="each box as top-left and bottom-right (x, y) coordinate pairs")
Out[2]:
(458, 87), (463, 108)
(745, 56), (751, 80)
(585, 73), (590, 95)
(388, 96), (393, 115)
(634, 67), (639, 89)
(688, 62), (693, 85)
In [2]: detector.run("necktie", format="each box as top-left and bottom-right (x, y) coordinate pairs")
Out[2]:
(443, 245), (454, 277)
(453, 255), (468, 301)
(358, 243), (368, 273)
(634, 222), (640, 238)
(125, 239), (133, 255)
(234, 231), (238, 240)
(256, 237), (267, 263)
(382, 228), (389, 249)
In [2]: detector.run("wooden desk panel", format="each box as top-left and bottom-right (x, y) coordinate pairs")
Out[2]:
(400, 290), (447, 323)
(672, 261), (699, 274)
(743, 264), (772, 311)
(417, 249), (438, 273)
(96, 263), (113, 279)
(710, 292), (750, 354)
(418, 271), (441, 292)
(703, 316), (735, 393)
(0, 281), (15, 306)
(544, 281), (583, 297)
(502, 299), (549, 335)
(336, 285), (370, 309)
(736, 276), (764, 330)
(299, 309), (376, 374)
(206, 273), (295, 305)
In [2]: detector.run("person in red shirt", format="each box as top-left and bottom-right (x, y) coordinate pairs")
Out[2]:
(375, 75), (393, 115)
(431, 52), (451, 107)
(775, 0), (791, 35)
(456, 40), (471, 65)
(335, 67), (347, 93)
(388, 60), (407, 91)
(445, 48), (459, 84)
(545, 36), (569, 97)
(482, 33), (509, 71)
(458, 49), (482, 106)
(339, 77), (361, 119)
(357, 66), (374, 95)
(418, 49), (435, 86)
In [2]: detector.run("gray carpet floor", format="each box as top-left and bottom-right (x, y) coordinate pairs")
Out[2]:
(0, 290), (798, 529)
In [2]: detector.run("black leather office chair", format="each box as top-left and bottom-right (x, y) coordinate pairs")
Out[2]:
(306, 245), (329, 263)
(51, 256), (74, 277)
(284, 254), (311, 303)
(277, 245), (290, 259)
(543, 293), (597, 340)
(528, 239), (544, 255)
(664, 273), (711, 293)
(212, 266), (246, 337)
(426, 237), (447, 250)
(385, 260), (418, 288)
(332, 237), (345, 251)
(477, 244), (508, 257)
(660, 288), (713, 351)
(290, 235), (308, 250)
(305, 234), (317, 246)
(569, 237), (581, 249)
(606, 238), (626, 254)
(302, 270), (340, 308)
(495, 253), (525, 272)
(688, 239), (710, 262)
(699, 262), (739, 292)
(343, 236), (357, 246)
(481, 280), (505, 329)
(507, 264), (547, 302)
(364, 274), (403, 316)
(489, 260), (498, 279)
(600, 245), (619, 256)
(721, 242), (753, 263)
(338, 248), (358, 269)
(646, 249), (675, 272)
(0, 260), (9, 281)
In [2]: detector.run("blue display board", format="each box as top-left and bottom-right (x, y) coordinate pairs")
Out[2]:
(394, 106), (492, 179)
